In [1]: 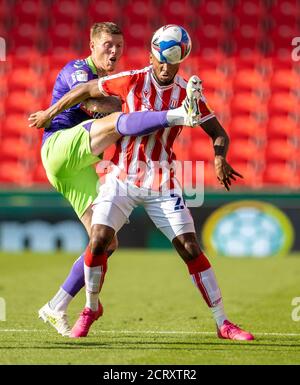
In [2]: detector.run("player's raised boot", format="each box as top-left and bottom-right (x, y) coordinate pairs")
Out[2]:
(70, 302), (103, 338)
(38, 303), (71, 337)
(217, 320), (254, 341)
(182, 75), (203, 126)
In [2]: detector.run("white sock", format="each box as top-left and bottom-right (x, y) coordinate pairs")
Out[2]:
(49, 288), (73, 312)
(84, 264), (103, 311)
(166, 106), (185, 126)
(211, 301), (227, 328)
(85, 292), (99, 312)
(192, 267), (227, 327)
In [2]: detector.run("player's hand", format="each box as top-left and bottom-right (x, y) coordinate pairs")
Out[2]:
(214, 156), (243, 191)
(28, 111), (51, 129)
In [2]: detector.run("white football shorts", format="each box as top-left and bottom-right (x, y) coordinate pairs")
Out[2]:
(92, 175), (195, 241)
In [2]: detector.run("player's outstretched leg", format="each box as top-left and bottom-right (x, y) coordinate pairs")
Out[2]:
(88, 75), (202, 156)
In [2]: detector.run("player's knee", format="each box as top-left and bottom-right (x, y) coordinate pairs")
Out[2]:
(90, 225), (115, 255)
(182, 240), (200, 260)
(173, 234), (201, 261)
(108, 235), (118, 252)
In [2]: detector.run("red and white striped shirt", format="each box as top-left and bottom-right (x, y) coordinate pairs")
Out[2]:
(98, 66), (214, 190)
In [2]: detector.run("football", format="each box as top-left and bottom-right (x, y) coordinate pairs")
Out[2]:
(151, 24), (192, 64)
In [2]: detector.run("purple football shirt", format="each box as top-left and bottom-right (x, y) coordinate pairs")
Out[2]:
(42, 56), (98, 145)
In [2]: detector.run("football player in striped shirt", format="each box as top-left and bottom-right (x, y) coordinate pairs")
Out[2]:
(30, 25), (254, 341)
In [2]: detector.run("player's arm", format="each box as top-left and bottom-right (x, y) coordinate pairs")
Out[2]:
(28, 79), (102, 128)
(201, 117), (243, 191)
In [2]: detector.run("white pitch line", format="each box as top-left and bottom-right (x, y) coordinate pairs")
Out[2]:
(0, 329), (300, 337)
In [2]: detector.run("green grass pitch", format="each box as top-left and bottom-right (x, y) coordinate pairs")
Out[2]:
(1, 250), (300, 365)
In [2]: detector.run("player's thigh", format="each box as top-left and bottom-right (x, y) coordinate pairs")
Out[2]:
(41, 121), (99, 179)
(144, 193), (195, 241)
(89, 112), (122, 156)
(47, 165), (99, 219)
(92, 177), (136, 232)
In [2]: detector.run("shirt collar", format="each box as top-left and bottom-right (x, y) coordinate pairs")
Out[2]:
(85, 56), (98, 75)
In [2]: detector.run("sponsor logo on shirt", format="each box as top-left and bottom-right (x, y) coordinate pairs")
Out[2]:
(71, 70), (88, 84)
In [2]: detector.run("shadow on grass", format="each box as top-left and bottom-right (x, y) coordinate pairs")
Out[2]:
(2, 337), (300, 353)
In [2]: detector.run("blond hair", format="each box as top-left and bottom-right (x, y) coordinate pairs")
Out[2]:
(90, 22), (123, 41)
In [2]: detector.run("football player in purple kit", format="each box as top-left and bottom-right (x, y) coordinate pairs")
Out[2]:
(30, 22), (125, 336)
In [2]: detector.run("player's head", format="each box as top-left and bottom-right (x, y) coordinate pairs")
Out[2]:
(90, 22), (124, 74)
(150, 54), (180, 86)
(149, 25), (192, 86)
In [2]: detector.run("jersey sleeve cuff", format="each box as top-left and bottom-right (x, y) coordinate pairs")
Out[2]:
(98, 79), (109, 96)
(200, 113), (215, 124)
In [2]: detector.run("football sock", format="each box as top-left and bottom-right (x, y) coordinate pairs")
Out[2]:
(84, 245), (107, 312)
(61, 249), (114, 297)
(49, 249), (114, 312)
(48, 288), (73, 312)
(185, 252), (227, 328)
(116, 110), (170, 136)
(61, 253), (85, 297)
(166, 105), (186, 125)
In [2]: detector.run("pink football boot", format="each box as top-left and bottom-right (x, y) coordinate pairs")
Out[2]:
(70, 301), (103, 338)
(217, 320), (254, 341)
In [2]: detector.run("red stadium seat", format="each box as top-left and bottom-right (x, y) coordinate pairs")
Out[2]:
(0, 160), (33, 185)
(46, 68), (61, 91)
(265, 139), (300, 163)
(268, 92), (299, 117)
(5, 91), (42, 114)
(227, 139), (265, 164)
(88, 1), (121, 24)
(234, 0), (266, 24)
(196, 1), (231, 25)
(162, 1), (197, 26)
(9, 68), (45, 96)
(263, 162), (300, 188)
(32, 162), (49, 184)
(51, 1), (84, 24)
(49, 50), (80, 68)
(231, 92), (268, 122)
(193, 26), (230, 53)
(270, 1), (298, 27)
(267, 116), (300, 141)
(271, 69), (300, 93)
(235, 54), (273, 77)
(14, 0), (48, 24)
(48, 24), (84, 51)
(233, 69), (268, 93)
(2, 114), (33, 137)
(8, 51), (48, 75)
(228, 161), (264, 188)
(123, 24), (153, 53)
(125, 0), (158, 24)
(0, 77), (8, 98)
(190, 137), (214, 163)
(0, 136), (37, 163)
(198, 69), (232, 95)
(10, 24), (46, 50)
(228, 116), (266, 144)
(270, 25), (299, 50)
